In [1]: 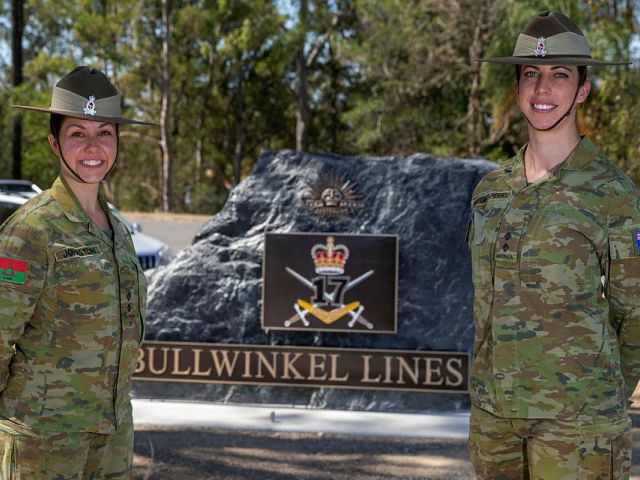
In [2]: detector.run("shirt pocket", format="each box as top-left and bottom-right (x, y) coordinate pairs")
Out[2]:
(519, 209), (601, 298)
(52, 250), (115, 348)
(470, 194), (510, 287)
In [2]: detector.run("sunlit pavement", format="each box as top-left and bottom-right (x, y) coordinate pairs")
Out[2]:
(132, 399), (470, 439)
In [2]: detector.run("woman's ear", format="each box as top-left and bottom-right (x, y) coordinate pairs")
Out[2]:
(576, 78), (591, 104)
(47, 133), (60, 157)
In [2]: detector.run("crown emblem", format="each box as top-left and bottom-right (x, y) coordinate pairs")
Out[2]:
(311, 236), (349, 275)
(83, 95), (97, 115)
(533, 36), (547, 57)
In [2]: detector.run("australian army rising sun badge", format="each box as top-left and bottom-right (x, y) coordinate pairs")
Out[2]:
(302, 172), (365, 216)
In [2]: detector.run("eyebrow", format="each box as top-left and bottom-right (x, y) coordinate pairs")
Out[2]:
(522, 65), (572, 71)
(67, 122), (114, 129)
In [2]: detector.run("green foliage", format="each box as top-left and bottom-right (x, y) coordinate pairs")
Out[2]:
(1, 0), (639, 212)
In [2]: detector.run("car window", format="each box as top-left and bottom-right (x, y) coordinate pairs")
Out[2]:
(1, 185), (26, 192)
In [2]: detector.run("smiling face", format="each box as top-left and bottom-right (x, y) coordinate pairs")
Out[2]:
(48, 117), (118, 185)
(515, 64), (590, 132)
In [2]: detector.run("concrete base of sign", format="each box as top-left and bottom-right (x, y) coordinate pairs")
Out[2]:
(132, 399), (471, 439)
(136, 150), (497, 413)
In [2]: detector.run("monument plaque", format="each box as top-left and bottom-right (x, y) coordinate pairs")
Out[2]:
(135, 341), (469, 393)
(262, 233), (398, 333)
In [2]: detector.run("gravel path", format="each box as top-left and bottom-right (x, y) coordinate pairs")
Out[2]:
(133, 428), (474, 480)
(133, 419), (640, 479)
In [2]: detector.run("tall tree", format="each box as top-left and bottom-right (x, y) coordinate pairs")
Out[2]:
(11, 0), (24, 179)
(295, 0), (309, 151)
(291, 0), (350, 152)
(159, 0), (173, 212)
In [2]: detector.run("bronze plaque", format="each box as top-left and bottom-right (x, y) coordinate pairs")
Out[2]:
(262, 233), (398, 333)
(134, 341), (469, 394)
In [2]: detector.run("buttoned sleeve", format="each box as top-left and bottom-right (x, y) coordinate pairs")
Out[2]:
(0, 213), (48, 393)
(607, 192), (640, 403)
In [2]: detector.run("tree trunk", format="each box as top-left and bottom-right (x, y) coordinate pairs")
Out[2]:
(329, 41), (339, 153)
(160, 0), (173, 212)
(295, 0), (308, 152)
(466, 0), (488, 157)
(11, 0), (24, 180)
(233, 66), (245, 185)
(195, 134), (203, 184)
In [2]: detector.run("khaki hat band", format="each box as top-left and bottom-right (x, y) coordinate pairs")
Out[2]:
(50, 87), (121, 118)
(513, 32), (591, 58)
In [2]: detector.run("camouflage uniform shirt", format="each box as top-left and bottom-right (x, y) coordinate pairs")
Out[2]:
(0, 176), (146, 433)
(468, 136), (640, 420)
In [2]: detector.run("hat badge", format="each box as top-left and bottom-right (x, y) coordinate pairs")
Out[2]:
(533, 36), (548, 57)
(83, 95), (97, 115)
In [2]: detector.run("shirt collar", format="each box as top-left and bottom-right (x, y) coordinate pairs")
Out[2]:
(51, 176), (90, 224)
(51, 176), (123, 247)
(504, 136), (597, 191)
(554, 136), (597, 172)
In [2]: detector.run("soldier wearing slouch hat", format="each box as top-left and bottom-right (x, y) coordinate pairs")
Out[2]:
(468, 11), (638, 479)
(0, 66), (154, 478)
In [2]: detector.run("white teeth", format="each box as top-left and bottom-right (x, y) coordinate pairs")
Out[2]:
(81, 160), (102, 166)
(534, 103), (554, 110)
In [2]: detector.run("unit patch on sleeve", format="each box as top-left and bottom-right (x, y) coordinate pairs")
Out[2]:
(0, 256), (27, 285)
(634, 231), (640, 256)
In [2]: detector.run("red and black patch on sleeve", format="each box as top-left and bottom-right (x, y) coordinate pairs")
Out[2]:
(0, 257), (27, 285)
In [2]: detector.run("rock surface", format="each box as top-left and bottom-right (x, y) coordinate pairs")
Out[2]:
(135, 150), (498, 412)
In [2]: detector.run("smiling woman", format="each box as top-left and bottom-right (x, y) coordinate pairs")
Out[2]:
(0, 66), (156, 479)
(468, 10), (640, 480)
(515, 64), (589, 142)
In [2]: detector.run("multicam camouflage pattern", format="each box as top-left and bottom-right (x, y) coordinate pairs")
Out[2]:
(469, 405), (631, 480)
(0, 176), (146, 434)
(0, 411), (133, 479)
(468, 137), (640, 420)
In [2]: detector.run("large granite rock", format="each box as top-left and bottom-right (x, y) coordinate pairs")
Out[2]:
(135, 150), (498, 413)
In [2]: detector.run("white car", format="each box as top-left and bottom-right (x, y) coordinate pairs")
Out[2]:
(0, 180), (42, 199)
(0, 190), (172, 270)
(121, 218), (173, 270)
(108, 205), (174, 270)
(0, 193), (28, 225)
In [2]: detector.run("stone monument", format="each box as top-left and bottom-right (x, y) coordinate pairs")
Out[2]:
(135, 149), (497, 413)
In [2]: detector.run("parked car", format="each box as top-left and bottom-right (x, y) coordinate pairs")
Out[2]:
(0, 193), (28, 225)
(0, 192), (172, 270)
(0, 179), (42, 199)
(112, 208), (174, 270)
(131, 225), (174, 270)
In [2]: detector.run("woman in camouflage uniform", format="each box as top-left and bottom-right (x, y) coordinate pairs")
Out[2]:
(0, 66), (153, 478)
(468, 11), (640, 479)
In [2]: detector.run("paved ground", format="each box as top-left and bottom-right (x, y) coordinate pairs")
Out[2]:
(133, 428), (475, 480)
(122, 211), (209, 254)
(133, 419), (640, 480)
(131, 400), (640, 479)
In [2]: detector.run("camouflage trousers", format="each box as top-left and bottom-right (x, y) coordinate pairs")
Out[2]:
(0, 415), (133, 479)
(469, 405), (632, 480)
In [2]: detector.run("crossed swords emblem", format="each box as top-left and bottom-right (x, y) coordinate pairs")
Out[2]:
(284, 267), (375, 329)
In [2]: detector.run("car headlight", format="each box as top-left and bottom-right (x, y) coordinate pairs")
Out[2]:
(157, 245), (173, 266)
